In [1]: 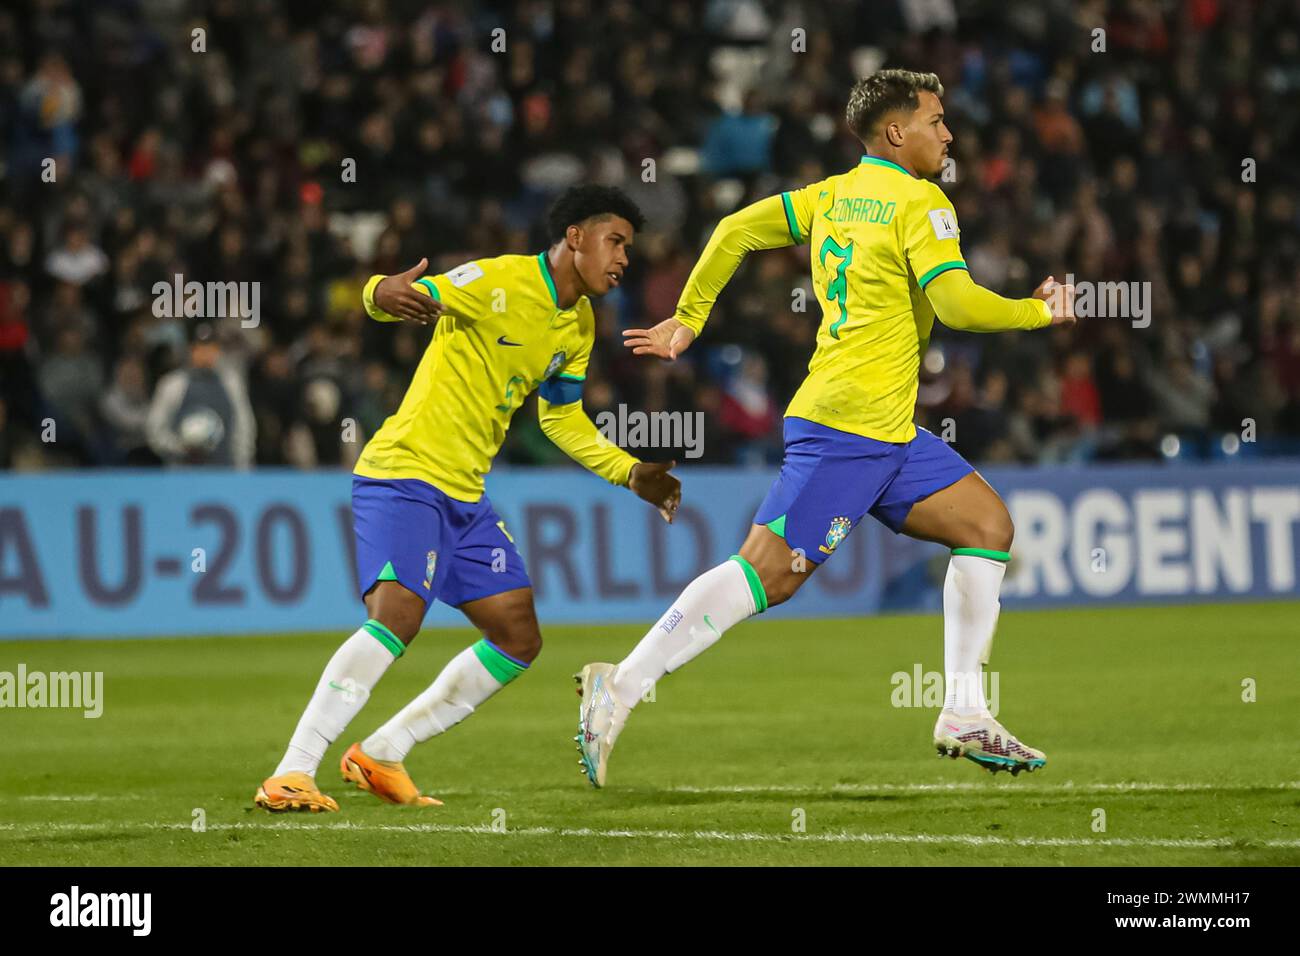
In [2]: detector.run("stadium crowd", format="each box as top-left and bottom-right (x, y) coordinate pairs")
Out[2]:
(2, 0), (1299, 471)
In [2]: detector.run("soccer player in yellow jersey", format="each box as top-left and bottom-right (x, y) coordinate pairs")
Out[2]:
(576, 70), (1077, 785)
(256, 186), (681, 812)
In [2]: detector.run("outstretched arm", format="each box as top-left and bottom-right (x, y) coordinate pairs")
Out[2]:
(673, 194), (801, 334)
(926, 270), (1074, 331)
(538, 398), (681, 522)
(625, 192), (804, 359)
(905, 185), (1074, 333)
(538, 395), (640, 486)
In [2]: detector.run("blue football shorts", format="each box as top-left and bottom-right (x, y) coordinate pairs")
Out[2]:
(351, 476), (530, 609)
(753, 416), (974, 563)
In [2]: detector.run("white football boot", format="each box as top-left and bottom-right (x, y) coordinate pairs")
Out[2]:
(573, 662), (630, 788)
(934, 710), (1047, 776)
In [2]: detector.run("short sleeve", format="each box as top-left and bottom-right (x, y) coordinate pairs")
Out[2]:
(903, 184), (968, 290)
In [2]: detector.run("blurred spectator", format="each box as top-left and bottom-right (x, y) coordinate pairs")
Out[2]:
(101, 355), (155, 465)
(145, 323), (255, 468)
(0, 0), (1296, 472)
(1148, 355), (1215, 432)
(16, 52), (81, 178)
(45, 224), (109, 286)
(700, 91), (777, 178)
(719, 352), (779, 463)
(1059, 352), (1102, 430)
(38, 325), (103, 463)
(954, 367), (1013, 462)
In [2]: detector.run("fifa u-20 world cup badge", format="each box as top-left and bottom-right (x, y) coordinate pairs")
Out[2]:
(424, 550), (438, 590)
(819, 516), (852, 555)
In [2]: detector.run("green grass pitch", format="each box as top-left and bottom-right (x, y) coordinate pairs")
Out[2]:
(2, 602), (1297, 866)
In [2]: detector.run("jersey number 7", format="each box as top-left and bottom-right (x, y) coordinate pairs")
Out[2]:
(820, 236), (854, 340)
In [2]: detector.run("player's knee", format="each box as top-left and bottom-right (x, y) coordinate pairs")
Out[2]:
(364, 584), (424, 645)
(740, 529), (812, 610)
(379, 608), (421, 645)
(975, 509), (1014, 553)
(488, 625), (541, 664)
(758, 566), (808, 609)
(743, 557), (811, 609)
(763, 577), (795, 608)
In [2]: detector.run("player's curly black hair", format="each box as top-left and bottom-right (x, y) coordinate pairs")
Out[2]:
(546, 185), (645, 241)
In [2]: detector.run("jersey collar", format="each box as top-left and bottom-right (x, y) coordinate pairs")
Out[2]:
(860, 154), (915, 178)
(537, 251), (560, 307)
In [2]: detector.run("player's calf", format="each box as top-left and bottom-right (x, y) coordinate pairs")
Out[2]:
(358, 589), (539, 771)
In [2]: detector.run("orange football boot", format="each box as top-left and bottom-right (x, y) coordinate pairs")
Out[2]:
(340, 742), (443, 806)
(254, 771), (340, 813)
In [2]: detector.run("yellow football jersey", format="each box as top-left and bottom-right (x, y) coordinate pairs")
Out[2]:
(355, 252), (597, 501)
(780, 155), (972, 442)
(673, 155), (1049, 444)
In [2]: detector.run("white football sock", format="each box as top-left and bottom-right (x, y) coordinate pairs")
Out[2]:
(362, 639), (527, 762)
(274, 621), (404, 776)
(611, 556), (764, 710)
(942, 552), (1008, 717)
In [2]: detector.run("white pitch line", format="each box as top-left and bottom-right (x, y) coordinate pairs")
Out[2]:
(319, 780), (1300, 798)
(9, 781), (1300, 801)
(16, 794), (146, 802)
(661, 781), (1300, 795)
(0, 820), (1297, 850)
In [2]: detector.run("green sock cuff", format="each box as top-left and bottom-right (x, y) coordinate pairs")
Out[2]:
(363, 619), (405, 658)
(729, 554), (769, 613)
(952, 547), (1011, 562)
(471, 638), (528, 685)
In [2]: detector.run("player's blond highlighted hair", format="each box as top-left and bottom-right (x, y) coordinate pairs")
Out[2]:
(845, 70), (944, 142)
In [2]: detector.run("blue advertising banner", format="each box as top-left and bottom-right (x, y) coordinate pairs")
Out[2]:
(1, 461), (1297, 638)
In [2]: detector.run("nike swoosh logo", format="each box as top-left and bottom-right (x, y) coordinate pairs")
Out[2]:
(328, 681), (348, 692)
(497, 336), (523, 346)
(703, 614), (720, 637)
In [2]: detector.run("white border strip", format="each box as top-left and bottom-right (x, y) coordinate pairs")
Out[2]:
(0, 820), (1297, 850)
(656, 781), (1300, 795)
